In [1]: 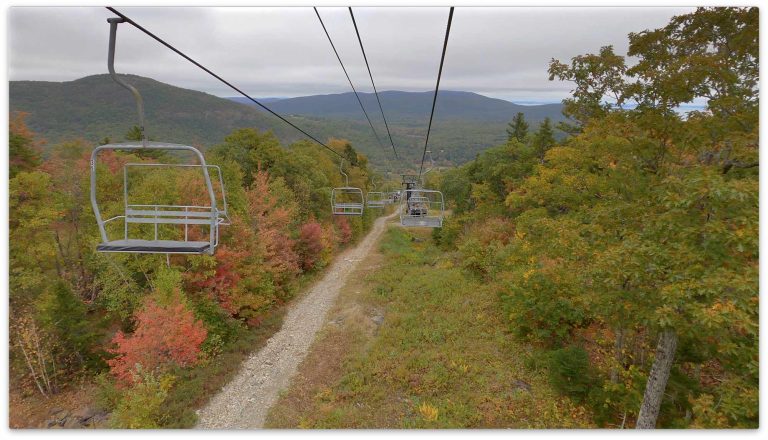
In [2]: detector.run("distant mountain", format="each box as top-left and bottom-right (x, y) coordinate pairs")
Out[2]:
(228, 97), (287, 105)
(9, 75), (299, 148)
(10, 75), (566, 169)
(231, 90), (564, 124)
(230, 90), (566, 167)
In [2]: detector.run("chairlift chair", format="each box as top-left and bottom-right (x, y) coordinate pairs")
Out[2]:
(366, 191), (386, 208)
(91, 144), (229, 254)
(366, 177), (386, 209)
(399, 151), (444, 227)
(91, 17), (228, 255)
(331, 159), (364, 215)
(399, 188), (444, 228)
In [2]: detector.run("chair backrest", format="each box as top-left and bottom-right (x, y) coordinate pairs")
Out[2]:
(331, 186), (364, 215)
(125, 206), (216, 225)
(124, 162), (229, 223)
(366, 191), (386, 208)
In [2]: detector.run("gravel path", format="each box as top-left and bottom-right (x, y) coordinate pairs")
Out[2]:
(195, 210), (398, 429)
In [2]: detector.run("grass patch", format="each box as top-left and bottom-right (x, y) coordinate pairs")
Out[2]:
(266, 226), (593, 428)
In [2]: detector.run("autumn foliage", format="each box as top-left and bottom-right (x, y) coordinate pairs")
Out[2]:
(334, 216), (352, 245)
(9, 112), (42, 178)
(107, 296), (207, 386)
(297, 221), (325, 271)
(245, 170), (300, 287)
(188, 245), (247, 316)
(8, 98), (377, 427)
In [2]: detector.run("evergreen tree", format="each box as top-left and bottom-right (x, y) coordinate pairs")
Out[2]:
(125, 125), (167, 159)
(343, 143), (359, 167)
(124, 125), (143, 141)
(506, 112), (529, 143)
(37, 281), (105, 371)
(532, 117), (556, 161)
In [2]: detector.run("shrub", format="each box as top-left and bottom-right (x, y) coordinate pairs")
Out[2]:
(187, 246), (247, 316)
(548, 346), (595, 403)
(335, 216), (352, 245)
(109, 367), (176, 428)
(297, 221), (326, 271)
(107, 295), (207, 386)
(502, 269), (589, 346)
(188, 293), (241, 359)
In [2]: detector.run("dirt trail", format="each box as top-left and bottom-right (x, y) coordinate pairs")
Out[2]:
(195, 210), (399, 429)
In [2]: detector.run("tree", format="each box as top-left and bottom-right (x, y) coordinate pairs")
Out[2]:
(343, 142), (359, 167)
(107, 294), (207, 386)
(636, 330), (677, 428)
(211, 128), (285, 187)
(625, 7), (758, 134)
(477, 6), (759, 428)
(36, 281), (104, 371)
(532, 118), (556, 161)
(548, 45), (628, 133)
(9, 112), (42, 178)
(9, 171), (61, 305)
(41, 140), (98, 300)
(506, 112), (529, 143)
(11, 315), (57, 397)
(244, 170), (300, 290)
(124, 125), (144, 141)
(296, 221), (326, 271)
(124, 125), (169, 160)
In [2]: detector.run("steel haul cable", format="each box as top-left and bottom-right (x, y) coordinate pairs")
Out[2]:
(418, 7), (454, 179)
(105, 6), (344, 160)
(314, 7), (391, 161)
(348, 7), (399, 160)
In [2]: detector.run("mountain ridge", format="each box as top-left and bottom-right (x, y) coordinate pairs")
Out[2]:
(228, 90), (563, 123)
(10, 74), (566, 167)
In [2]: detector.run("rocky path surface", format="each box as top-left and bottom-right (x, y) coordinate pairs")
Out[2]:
(196, 210), (398, 429)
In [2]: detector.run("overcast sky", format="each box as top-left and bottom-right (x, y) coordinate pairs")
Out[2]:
(9, 6), (694, 103)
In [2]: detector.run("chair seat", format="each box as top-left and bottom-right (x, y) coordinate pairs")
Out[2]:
(97, 239), (211, 254)
(400, 216), (443, 228)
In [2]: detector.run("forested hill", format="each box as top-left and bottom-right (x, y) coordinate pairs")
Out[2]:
(10, 74), (564, 167)
(9, 74), (297, 147)
(229, 90), (564, 123)
(231, 91), (566, 166)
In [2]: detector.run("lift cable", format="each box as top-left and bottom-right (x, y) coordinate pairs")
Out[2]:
(314, 7), (391, 162)
(105, 6), (344, 160)
(418, 7), (454, 179)
(348, 7), (399, 160)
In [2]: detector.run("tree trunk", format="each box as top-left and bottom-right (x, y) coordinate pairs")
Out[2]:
(636, 328), (678, 429)
(610, 327), (625, 384)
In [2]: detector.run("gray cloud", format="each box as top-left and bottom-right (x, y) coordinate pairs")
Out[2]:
(9, 6), (694, 102)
